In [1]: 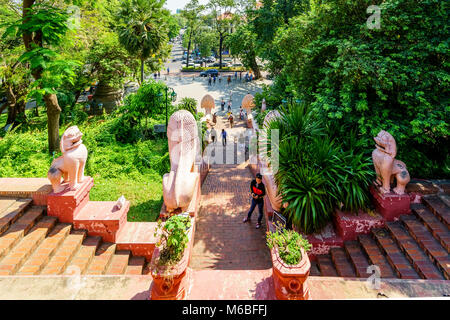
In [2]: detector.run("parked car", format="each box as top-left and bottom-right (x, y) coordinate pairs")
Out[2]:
(212, 62), (229, 68)
(184, 62), (195, 68)
(205, 56), (216, 63)
(194, 63), (201, 68)
(232, 63), (243, 67)
(200, 69), (219, 77)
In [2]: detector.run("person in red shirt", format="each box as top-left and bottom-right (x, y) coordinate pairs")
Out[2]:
(243, 173), (266, 229)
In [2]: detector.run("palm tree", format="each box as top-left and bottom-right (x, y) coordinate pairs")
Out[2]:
(117, 0), (168, 84)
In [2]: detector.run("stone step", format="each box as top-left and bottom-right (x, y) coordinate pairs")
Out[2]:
(116, 222), (157, 262)
(358, 235), (396, 278)
(316, 255), (338, 277)
(73, 201), (129, 243)
(125, 256), (146, 275)
(105, 250), (131, 275)
(16, 223), (72, 275)
(40, 230), (87, 275)
(0, 206), (44, 260)
(330, 247), (356, 277)
(386, 221), (444, 280)
(423, 195), (450, 228)
(63, 236), (102, 275)
(0, 199), (33, 235)
(309, 261), (321, 276)
(412, 204), (450, 252)
(0, 215), (57, 275)
(400, 215), (449, 280)
(344, 241), (371, 278)
(85, 242), (116, 275)
(372, 228), (420, 279)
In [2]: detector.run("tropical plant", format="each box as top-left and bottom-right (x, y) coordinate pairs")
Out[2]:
(272, 102), (374, 233)
(267, 227), (311, 265)
(116, 0), (168, 84)
(154, 215), (192, 267)
(176, 97), (197, 115)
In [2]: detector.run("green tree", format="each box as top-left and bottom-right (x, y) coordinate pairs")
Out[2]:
(181, 0), (205, 67)
(116, 0), (168, 84)
(274, 0), (449, 177)
(208, 0), (237, 69)
(225, 23), (260, 78)
(3, 1), (80, 152)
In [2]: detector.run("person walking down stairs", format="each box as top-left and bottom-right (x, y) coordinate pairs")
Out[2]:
(221, 129), (227, 146)
(243, 173), (266, 229)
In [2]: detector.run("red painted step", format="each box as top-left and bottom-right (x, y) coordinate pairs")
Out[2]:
(412, 204), (450, 252)
(125, 256), (146, 275)
(423, 195), (450, 228)
(372, 228), (419, 279)
(106, 250), (131, 275)
(330, 247), (356, 277)
(386, 221), (444, 280)
(358, 235), (396, 278)
(400, 215), (449, 279)
(73, 201), (130, 243)
(116, 222), (157, 262)
(85, 242), (116, 275)
(317, 255), (338, 277)
(344, 241), (371, 278)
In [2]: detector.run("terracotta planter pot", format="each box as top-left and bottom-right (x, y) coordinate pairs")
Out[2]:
(271, 247), (311, 300)
(150, 225), (194, 300)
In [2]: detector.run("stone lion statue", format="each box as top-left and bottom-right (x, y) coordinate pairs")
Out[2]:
(48, 126), (88, 193)
(163, 110), (200, 212)
(372, 130), (410, 195)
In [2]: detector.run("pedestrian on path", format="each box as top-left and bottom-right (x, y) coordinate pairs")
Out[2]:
(167, 67), (170, 74)
(208, 76), (212, 86)
(228, 112), (234, 128)
(221, 99), (225, 111)
(239, 107), (244, 120)
(221, 129), (227, 146)
(219, 75), (222, 83)
(227, 76), (231, 86)
(211, 127), (217, 144)
(213, 75), (216, 84)
(227, 100), (232, 112)
(243, 173), (266, 229)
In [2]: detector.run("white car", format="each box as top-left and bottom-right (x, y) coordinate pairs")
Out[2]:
(194, 63), (201, 68)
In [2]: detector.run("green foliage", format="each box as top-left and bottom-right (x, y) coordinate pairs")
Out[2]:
(177, 97), (197, 115)
(114, 79), (170, 142)
(154, 215), (192, 267)
(271, 103), (374, 234)
(86, 32), (137, 89)
(0, 109), (168, 222)
(273, 0), (449, 178)
(266, 228), (311, 265)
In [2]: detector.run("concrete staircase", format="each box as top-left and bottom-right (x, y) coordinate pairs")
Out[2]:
(0, 190), (154, 276)
(311, 194), (450, 280)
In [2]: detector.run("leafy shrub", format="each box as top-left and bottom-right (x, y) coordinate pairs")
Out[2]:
(267, 228), (311, 265)
(154, 215), (192, 267)
(273, 0), (449, 178)
(177, 97), (197, 115)
(271, 103), (374, 234)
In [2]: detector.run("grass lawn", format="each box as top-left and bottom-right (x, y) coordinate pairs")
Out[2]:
(0, 109), (168, 222)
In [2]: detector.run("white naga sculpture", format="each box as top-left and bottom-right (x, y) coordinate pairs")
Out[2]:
(372, 130), (410, 195)
(260, 111), (282, 211)
(242, 94), (255, 128)
(201, 94), (215, 122)
(163, 110), (200, 212)
(47, 126), (88, 193)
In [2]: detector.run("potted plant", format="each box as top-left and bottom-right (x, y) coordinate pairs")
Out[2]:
(150, 214), (193, 300)
(267, 227), (312, 300)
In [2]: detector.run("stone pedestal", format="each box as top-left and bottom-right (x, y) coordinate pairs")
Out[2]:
(334, 209), (385, 241)
(47, 177), (94, 223)
(271, 247), (311, 300)
(73, 200), (130, 243)
(370, 184), (411, 221)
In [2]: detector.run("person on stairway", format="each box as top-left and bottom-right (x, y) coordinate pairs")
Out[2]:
(243, 173), (266, 229)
